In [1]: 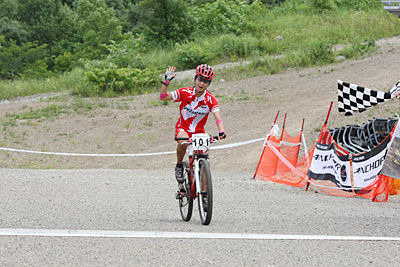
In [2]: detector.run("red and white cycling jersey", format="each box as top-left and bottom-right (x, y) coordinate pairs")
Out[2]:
(172, 87), (220, 134)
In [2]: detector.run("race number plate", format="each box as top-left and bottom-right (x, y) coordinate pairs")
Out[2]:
(192, 134), (210, 150)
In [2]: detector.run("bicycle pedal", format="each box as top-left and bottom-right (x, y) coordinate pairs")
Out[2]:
(178, 184), (186, 192)
(175, 192), (182, 200)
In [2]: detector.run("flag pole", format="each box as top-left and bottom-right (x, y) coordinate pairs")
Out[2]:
(324, 101), (333, 126)
(317, 101), (333, 143)
(253, 111), (279, 179)
(306, 102), (333, 191)
(280, 113), (287, 141)
(300, 118), (309, 165)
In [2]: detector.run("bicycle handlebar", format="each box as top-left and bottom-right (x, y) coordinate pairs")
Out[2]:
(175, 135), (220, 142)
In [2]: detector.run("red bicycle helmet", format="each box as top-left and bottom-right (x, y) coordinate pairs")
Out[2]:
(195, 64), (215, 81)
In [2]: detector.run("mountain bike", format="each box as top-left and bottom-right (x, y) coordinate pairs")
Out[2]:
(175, 133), (219, 225)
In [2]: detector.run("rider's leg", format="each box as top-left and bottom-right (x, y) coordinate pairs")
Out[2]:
(176, 143), (188, 164)
(176, 129), (189, 163)
(175, 130), (189, 183)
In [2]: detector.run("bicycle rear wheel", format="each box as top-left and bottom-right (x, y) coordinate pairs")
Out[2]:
(178, 161), (193, 221)
(198, 158), (213, 225)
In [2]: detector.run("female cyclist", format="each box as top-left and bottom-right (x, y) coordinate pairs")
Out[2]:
(159, 64), (227, 185)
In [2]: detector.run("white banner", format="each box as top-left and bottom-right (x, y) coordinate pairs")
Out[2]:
(308, 143), (351, 188)
(351, 142), (388, 188)
(308, 136), (390, 189)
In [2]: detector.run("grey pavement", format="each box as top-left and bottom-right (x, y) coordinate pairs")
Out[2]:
(0, 168), (400, 265)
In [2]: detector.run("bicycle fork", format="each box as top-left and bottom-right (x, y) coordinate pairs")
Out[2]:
(193, 158), (201, 198)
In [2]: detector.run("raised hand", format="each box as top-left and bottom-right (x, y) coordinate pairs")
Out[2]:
(165, 66), (176, 81)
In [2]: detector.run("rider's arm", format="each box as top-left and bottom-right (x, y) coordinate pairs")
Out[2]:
(160, 83), (173, 101)
(213, 111), (226, 139)
(160, 66), (176, 101)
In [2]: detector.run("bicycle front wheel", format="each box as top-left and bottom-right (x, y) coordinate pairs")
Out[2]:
(198, 158), (213, 225)
(179, 161), (193, 221)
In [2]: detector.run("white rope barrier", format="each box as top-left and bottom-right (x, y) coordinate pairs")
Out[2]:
(0, 137), (265, 157)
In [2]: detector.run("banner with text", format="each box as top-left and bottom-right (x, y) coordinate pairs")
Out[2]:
(308, 137), (390, 190)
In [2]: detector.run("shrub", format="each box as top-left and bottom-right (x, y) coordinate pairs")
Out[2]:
(21, 60), (50, 79)
(306, 41), (335, 64)
(0, 39), (50, 80)
(339, 39), (376, 59)
(174, 42), (212, 69)
(105, 36), (147, 69)
(285, 40), (335, 67)
(54, 52), (73, 73)
(333, 0), (380, 10)
(79, 67), (159, 96)
(249, 56), (287, 74)
(309, 0), (335, 12)
(212, 34), (261, 60)
(189, 0), (263, 36)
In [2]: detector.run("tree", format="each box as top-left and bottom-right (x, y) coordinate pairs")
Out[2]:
(61, 0), (75, 8)
(17, 0), (60, 45)
(8, 0), (78, 51)
(188, 0), (216, 5)
(129, 0), (195, 44)
(74, 0), (126, 60)
(0, 0), (19, 19)
(0, 17), (29, 44)
(0, 38), (49, 80)
(104, 0), (136, 32)
(250, 0), (286, 5)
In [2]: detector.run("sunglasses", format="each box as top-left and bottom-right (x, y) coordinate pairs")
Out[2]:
(196, 76), (211, 84)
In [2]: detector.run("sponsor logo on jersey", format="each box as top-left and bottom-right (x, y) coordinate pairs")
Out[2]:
(183, 106), (208, 115)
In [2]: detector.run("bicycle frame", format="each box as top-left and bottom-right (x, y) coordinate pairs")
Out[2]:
(176, 133), (219, 225)
(188, 146), (209, 200)
(178, 134), (217, 199)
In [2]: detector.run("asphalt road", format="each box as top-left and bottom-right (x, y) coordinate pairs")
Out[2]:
(1, 168), (400, 266)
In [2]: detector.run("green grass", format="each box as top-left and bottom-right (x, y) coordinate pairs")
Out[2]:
(0, 97), (111, 130)
(0, 68), (86, 100)
(145, 6), (400, 71)
(1, 3), (400, 99)
(146, 100), (170, 107)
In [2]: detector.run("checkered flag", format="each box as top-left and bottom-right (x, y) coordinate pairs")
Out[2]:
(337, 80), (396, 116)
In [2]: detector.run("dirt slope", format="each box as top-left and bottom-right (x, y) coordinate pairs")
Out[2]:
(1, 37), (400, 171)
